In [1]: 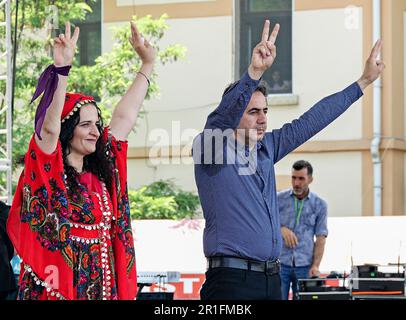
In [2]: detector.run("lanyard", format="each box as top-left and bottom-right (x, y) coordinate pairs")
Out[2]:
(294, 197), (305, 226)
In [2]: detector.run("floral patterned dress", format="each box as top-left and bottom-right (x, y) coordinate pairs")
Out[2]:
(7, 128), (137, 300)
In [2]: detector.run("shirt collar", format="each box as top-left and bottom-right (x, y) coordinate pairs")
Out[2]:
(289, 189), (312, 200)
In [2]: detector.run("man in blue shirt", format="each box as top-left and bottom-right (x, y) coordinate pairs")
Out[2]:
(278, 160), (327, 300)
(193, 20), (385, 300)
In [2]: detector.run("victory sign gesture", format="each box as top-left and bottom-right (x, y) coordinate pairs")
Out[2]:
(249, 20), (280, 80)
(357, 39), (385, 91)
(53, 21), (80, 67)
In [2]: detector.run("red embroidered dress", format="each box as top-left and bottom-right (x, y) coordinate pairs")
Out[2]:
(7, 128), (137, 300)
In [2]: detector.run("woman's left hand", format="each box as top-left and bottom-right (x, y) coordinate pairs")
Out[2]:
(129, 21), (156, 65)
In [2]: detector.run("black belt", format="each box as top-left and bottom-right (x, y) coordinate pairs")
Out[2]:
(207, 256), (280, 275)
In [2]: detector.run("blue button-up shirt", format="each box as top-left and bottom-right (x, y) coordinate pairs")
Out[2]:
(278, 189), (328, 267)
(193, 71), (362, 261)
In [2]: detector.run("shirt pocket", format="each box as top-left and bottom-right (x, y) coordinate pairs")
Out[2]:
(303, 213), (316, 227)
(280, 211), (293, 228)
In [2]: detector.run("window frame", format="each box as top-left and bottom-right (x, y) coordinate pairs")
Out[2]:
(234, 0), (294, 97)
(73, 0), (102, 66)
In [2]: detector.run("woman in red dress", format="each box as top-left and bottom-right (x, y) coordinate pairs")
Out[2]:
(7, 21), (155, 300)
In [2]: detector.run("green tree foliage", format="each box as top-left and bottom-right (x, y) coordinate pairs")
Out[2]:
(0, 1), (186, 167)
(128, 180), (201, 220)
(69, 14), (186, 123)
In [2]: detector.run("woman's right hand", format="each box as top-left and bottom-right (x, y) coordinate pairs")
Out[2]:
(129, 21), (156, 66)
(53, 21), (80, 67)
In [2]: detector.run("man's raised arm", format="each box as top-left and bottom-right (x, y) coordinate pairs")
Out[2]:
(204, 20), (280, 131)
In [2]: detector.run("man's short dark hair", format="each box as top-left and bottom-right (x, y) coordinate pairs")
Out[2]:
(223, 80), (268, 97)
(292, 160), (313, 176)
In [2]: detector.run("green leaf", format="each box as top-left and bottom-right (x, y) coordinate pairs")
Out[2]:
(7, 4), (187, 187)
(129, 180), (200, 220)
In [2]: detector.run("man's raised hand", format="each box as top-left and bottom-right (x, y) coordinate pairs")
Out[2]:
(248, 20), (280, 80)
(357, 39), (385, 91)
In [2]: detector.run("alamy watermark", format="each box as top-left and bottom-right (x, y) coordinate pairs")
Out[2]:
(148, 121), (260, 175)
(344, 5), (360, 30)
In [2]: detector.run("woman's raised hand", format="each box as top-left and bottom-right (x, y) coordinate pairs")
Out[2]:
(53, 21), (80, 67)
(129, 21), (156, 65)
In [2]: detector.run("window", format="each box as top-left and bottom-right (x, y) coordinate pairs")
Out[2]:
(236, 0), (292, 94)
(73, 0), (102, 66)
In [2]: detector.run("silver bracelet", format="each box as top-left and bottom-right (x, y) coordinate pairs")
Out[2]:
(137, 71), (150, 87)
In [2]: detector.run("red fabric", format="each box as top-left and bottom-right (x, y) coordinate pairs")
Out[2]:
(78, 172), (103, 195)
(102, 128), (137, 299)
(7, 127), (137, 300)
(61, 93), (95, 121)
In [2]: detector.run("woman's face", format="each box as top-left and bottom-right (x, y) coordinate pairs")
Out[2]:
(69, 104), (101, 157)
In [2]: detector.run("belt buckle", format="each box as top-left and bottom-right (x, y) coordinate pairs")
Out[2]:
(265, 259), (280, 274)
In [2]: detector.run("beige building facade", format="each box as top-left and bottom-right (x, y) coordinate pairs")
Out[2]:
(101, 0), (406, 217)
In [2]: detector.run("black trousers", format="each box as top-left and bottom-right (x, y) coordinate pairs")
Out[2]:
(200, 267), (281, 300)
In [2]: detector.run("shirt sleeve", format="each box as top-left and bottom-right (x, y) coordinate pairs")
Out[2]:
(315, 199), (328, 237)
(101, 126), (129, 186)
(266, 82), (363, 164)
(109, 132), (129, 177)
(102, 127), (137, 299)
(277, 192), (290, 228)
(6, 133), (75, 299)
(26, 134), (63, 174)
(204, 71), (260, 130)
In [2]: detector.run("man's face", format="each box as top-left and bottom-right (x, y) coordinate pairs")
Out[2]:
(236, 91), (268, 145)
(291, 168), (313, 197)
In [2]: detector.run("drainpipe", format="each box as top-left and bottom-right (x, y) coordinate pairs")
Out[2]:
(371, 0), (382, 216)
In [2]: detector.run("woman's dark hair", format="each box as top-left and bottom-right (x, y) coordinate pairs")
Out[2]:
(60, 103), (113, 191)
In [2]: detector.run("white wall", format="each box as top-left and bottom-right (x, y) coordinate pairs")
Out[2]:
(103, 9), (364, 147)
(133, 219), (206, 273)
(129, 150), (364, 218)
(103, 8), (366, 217)
(269, 8), (363, 141)
(275, 152), (363, 217)
(404, 12), (406, 215)
(322, 216), (406, 273)
(133, 216), (406, 274)
(103, 16), (233, 149)
(404, 12), (406, 142)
